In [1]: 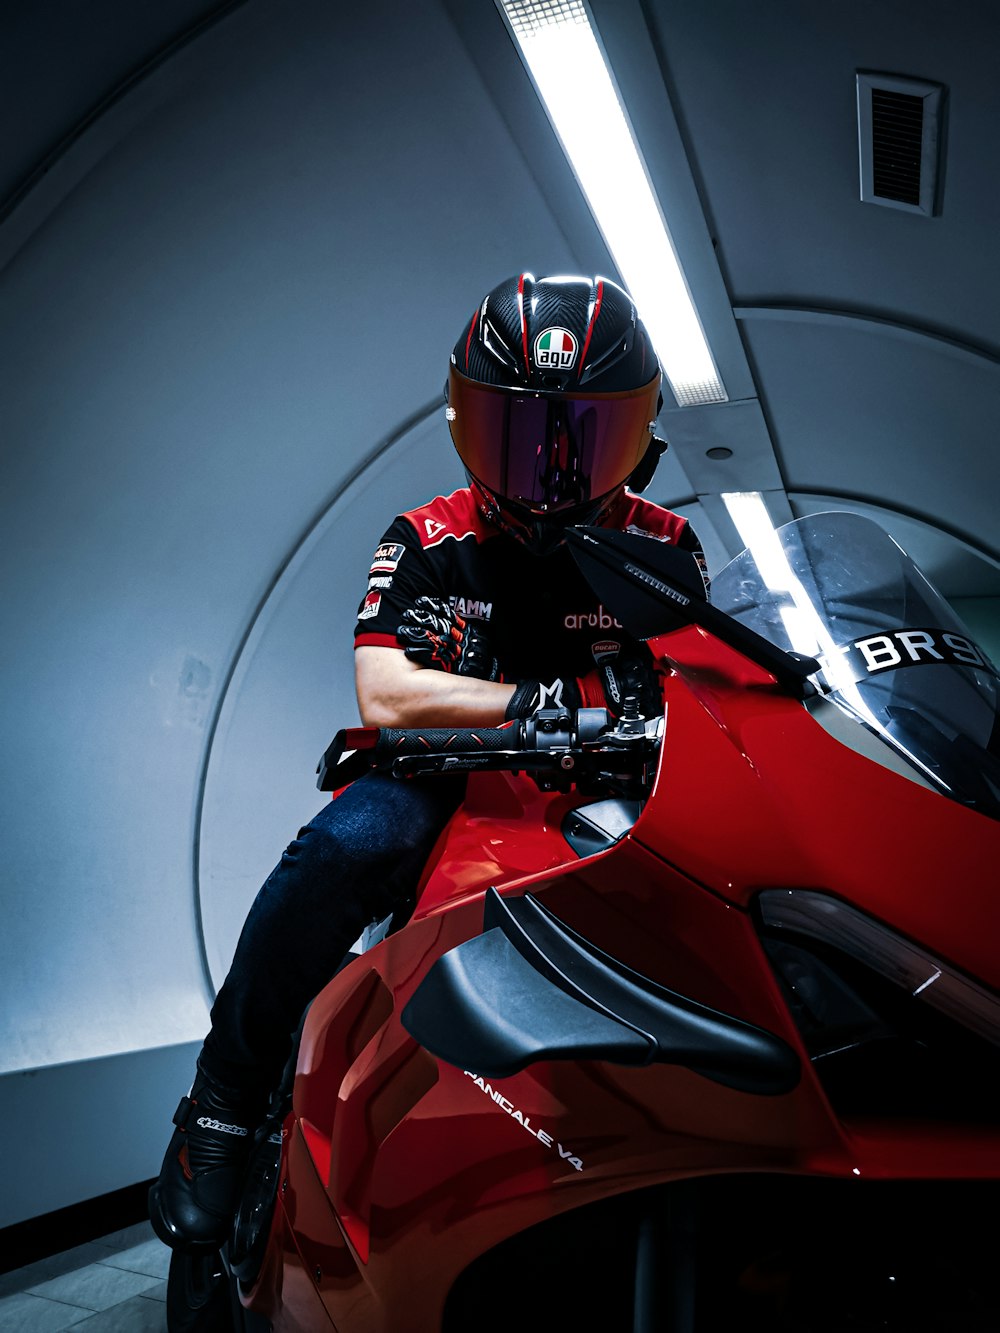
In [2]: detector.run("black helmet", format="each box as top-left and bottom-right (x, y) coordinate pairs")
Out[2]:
(447, 272), (666, 554)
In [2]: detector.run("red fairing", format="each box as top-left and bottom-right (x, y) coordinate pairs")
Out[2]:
(639, 626), (1000, 988)
(237, 512), (1000, 1332)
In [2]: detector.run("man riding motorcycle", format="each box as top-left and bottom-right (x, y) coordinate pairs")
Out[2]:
(148, 270), (707, 1254)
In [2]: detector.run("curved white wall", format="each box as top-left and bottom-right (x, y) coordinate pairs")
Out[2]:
(198, 410), (460, 991)
(0, 0), (605, 1224)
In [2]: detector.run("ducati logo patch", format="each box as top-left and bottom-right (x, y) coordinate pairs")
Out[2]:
(357, 592), (381, 621)
(591, 639), (621, 663)
(534, 327), (578, 370)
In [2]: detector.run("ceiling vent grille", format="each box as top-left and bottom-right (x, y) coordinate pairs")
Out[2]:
(856, 72), (945, 216)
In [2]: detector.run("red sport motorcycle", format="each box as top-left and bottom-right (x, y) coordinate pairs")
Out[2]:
(169, 511), (1000, 1333)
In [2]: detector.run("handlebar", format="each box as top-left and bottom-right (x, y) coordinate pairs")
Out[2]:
(317, 706), (660, 795)
(368, 723), (521, 759)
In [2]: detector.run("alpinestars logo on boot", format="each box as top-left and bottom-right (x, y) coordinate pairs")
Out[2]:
(534, 327), (578, 370)
(196, 1116), (248, 1136)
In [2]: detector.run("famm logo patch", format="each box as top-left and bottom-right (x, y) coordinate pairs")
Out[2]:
(534, 327), (578, 370)
(449, 594), (493, 621)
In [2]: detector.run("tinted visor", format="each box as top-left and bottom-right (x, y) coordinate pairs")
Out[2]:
(447, 366), (660, 511)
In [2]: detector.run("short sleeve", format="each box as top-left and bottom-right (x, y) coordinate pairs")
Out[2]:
(353, 516), (447, 648)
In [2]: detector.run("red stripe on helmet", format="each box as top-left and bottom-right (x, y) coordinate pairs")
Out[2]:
(517, 273), (531, 376)
(577, 278), (604, 379)
(464, 308), (478, 370)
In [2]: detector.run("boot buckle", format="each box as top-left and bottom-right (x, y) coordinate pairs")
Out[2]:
(172, 1095), (196, 1130)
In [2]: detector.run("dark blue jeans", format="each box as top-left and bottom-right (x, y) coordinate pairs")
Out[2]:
(198, 771), (466, 1099)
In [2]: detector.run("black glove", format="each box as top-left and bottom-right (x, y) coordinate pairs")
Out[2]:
(505, 656), (661, 721)
(397, 596), (501, 680)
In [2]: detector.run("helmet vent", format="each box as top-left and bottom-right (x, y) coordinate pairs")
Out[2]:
(856, 72), (946, 216)
(481, 315), (521, 376)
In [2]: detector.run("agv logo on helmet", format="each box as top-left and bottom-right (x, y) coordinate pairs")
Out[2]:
(533, 327), (578, 370)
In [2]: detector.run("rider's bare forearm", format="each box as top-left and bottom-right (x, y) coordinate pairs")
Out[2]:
(354, 645), (516, 728)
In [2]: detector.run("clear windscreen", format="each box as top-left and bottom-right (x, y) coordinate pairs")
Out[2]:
(710, 512), (1000, 819)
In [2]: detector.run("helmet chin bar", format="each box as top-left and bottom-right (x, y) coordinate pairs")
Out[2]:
(627, 436), (668, 494)
(467, 473), (623, 556)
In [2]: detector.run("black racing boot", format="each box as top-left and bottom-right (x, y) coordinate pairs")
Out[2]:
(148, 1076), (266, 1254)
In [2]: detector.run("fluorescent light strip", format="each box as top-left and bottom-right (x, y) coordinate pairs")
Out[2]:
(721, 490), (846, 675)
(721, 492), (799, 593)
(721, 492), (892, 734)
(498, 0), (727, 407)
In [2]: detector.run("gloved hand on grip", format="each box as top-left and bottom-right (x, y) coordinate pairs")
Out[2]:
(505, 656), (662, 721)
(397, 596), (501, 681)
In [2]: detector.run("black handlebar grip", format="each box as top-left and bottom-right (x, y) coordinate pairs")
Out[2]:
(372, 724), (523, 760)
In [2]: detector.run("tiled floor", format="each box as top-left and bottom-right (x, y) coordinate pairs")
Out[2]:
(0, 1220), (169, 1332)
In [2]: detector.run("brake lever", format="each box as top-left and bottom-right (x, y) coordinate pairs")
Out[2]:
(392, 738), (658, 800)
(390, 749), (569, 778)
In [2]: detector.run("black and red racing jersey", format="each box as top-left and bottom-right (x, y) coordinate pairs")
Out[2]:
(354, 486), (704, 682)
